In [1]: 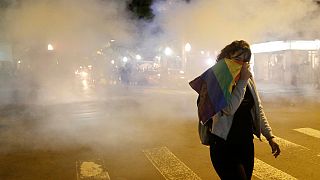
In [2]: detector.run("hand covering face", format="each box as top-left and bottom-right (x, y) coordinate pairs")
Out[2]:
(189, 58), (244, 124)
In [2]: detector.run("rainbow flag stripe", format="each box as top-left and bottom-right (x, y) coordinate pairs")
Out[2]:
(189, 58), (243, 124)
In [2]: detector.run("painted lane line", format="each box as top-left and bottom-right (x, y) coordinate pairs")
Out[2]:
(294, 128), (320, 139)
(253, 158), (297, 180)
(143, 147), (201, 180)
(76, 160), (110, 180)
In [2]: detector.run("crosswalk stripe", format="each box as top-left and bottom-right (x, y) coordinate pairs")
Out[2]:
(76, 160), (110, 180)
(257, 136), (309, 151)
(144, 147), (298, 180)
(143, 147), (201, 180)
(294, 128), (320, 139)
(259, 136), (320, 166)
(272, 136), (310, 151)
(253, 158), (297, 180)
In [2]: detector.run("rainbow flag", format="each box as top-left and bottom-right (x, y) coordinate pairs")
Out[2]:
(189, 58), (243, 124)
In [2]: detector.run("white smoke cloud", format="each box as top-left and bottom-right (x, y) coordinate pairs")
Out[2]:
(4, 0), (136, 54)
(0, 0), (141, 105)
(152, 0), (320, 49)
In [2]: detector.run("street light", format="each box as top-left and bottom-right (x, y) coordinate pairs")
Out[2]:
(206, 58), (214, 66)
(48, 44), (54, 51)
(185, 43), (191, 52)
(164, 47), (173, 56)
(123, 57), (128, 63)
(182, 43), (191, 75)
(136, 54), (142, 60)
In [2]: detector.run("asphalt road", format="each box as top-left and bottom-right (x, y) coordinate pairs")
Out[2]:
(0, 85), (319, 180)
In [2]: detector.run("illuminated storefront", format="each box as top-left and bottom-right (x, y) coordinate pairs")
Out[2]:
(251, 40), (320, 87)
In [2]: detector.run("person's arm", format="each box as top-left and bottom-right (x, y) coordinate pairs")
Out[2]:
(252, 79), (281, 158)
(257, 96), (274, 140)
(221, 79), (247, 116)
(258, 94), (281, 158)
(222, 64), (251, 116)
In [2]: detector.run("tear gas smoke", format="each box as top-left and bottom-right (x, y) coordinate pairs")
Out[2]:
(148, 0), (320, 87)
(0, 0), (320, 155)
(1, 0), (137, 105)
(152, 0), (320, 49)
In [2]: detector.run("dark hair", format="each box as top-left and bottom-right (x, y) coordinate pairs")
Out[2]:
(216, 40), (251, 62)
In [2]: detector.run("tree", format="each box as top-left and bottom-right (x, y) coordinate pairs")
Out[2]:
(127, 0), (191, 21)
(0, 0), (18, 9)
(127, 0), (154, 21)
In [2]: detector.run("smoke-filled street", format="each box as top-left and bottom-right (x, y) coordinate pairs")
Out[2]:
(1, 0), (320, 179)
(0, 84), (320, 180)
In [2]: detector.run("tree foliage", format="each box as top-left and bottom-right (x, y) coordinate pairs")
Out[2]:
(0, 0), (12, 8)
(127, 0), (154, 21)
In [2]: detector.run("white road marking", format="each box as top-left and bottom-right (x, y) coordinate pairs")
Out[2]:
(257, 136), (309, 151)
(273, 137), (310, 151)
(258, 136), (320, 166)
(294, 128), (320, 139)
(76, 160), (110, 180)
(253, 158), (297, 180)
(143, 147), (201, 180)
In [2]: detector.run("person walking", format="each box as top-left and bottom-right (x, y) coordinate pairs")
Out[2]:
(191, 40), (281, 180)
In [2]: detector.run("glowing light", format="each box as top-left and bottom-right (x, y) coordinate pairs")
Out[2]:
(97, 50), (102, 55)
(48, 44), (54, 51)
(111, 60), (115, 64)
(206, 58), (214, 66)
(110, 39), (115, 42)
(82, 80), (89, 90)
(123, 57), (128, 62)
(17, 61), (21, 64)
(290, 40), (320, 50)
(185, 43), (191, 52)
(136, 54), (142, 60)
(179, 70), (185, 74)
(251, 41), (288, 53)
(88, 65), (92, 69)
(164, 47), (173, 56)
(201, 51), (205, 55)
(80, 71), (88, 78)
(251, 40), (320, 53)
(316, 39), (320, 49)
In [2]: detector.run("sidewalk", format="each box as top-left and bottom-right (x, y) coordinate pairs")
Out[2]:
(256, 82), (319, 96)
(256, 82), (320, 104)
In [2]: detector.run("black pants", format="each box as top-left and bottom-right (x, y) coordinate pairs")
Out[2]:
(209, 135), (254, 180)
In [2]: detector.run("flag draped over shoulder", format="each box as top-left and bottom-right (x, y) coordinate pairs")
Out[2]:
(189, 58), (244, 125)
